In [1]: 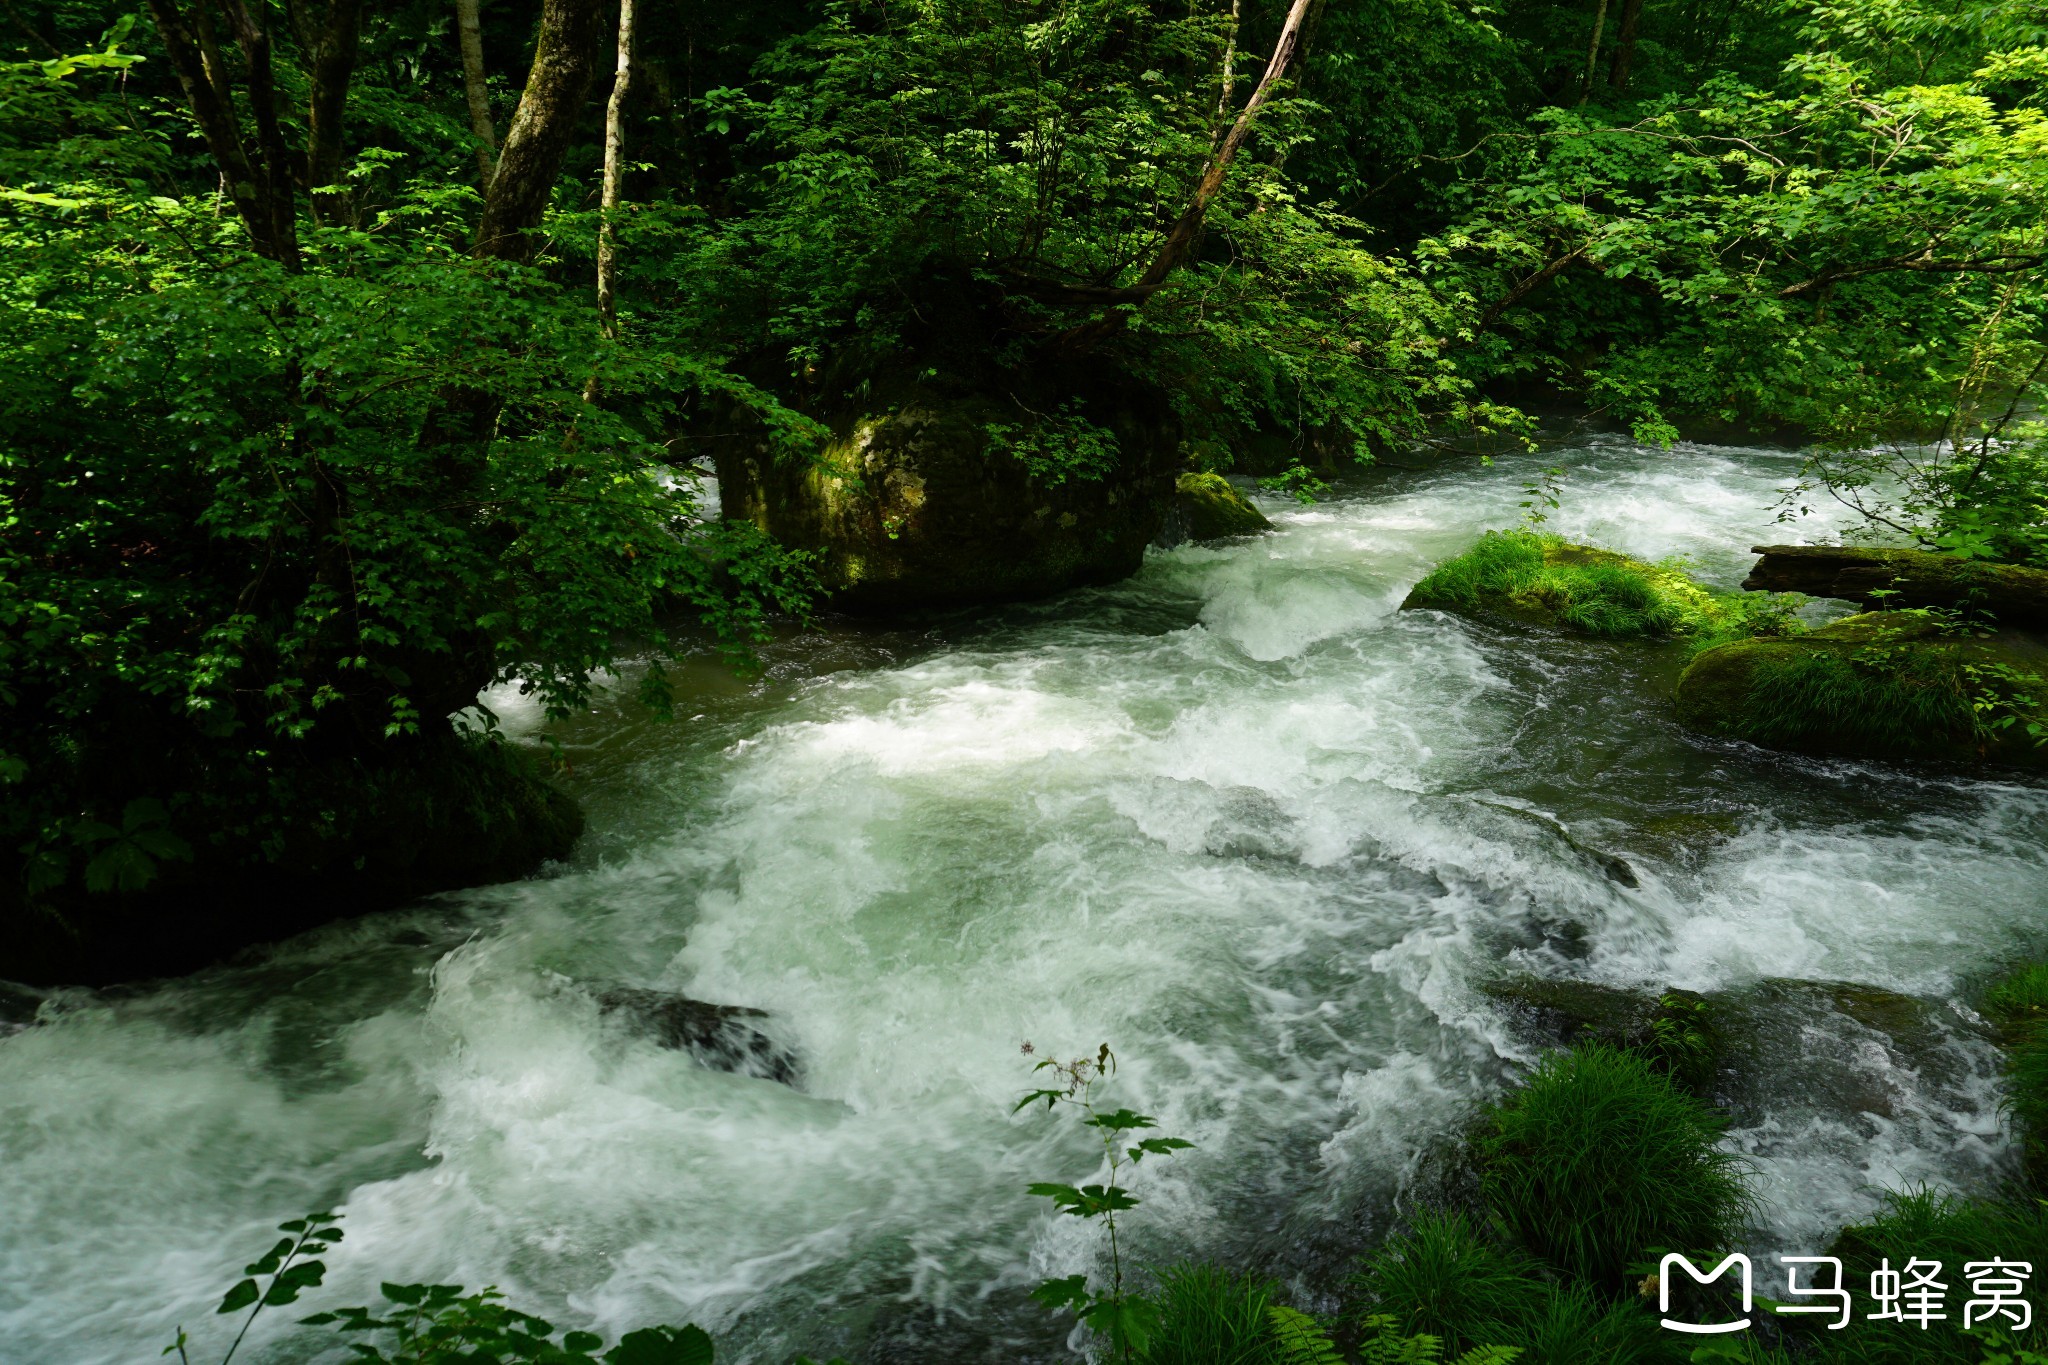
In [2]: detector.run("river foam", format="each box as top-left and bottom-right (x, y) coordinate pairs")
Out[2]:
(3, 437), (2043, 1362)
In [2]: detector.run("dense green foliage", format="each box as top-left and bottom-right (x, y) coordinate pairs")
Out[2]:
(0, 0), (2041, 948)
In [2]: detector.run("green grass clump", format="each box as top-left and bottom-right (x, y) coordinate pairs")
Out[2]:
(1500, 1283), (1663, 1365)
(1474, 1044), (1755, 1289)
(1408, 529), (1799, 644)
(1740, 648), (1977, 753)
(1350, 1211), (1542, 1351)
(1983, 963), (2048, 1185)
(1811, 1188), (2048, 1363)
(1138, 1264), (1287, 1365)
(1984, 963), (2048, 1041)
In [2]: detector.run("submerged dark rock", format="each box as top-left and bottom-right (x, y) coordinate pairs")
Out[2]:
(597, 987), (798, 1086)
(1483, 976), (1719, 1093)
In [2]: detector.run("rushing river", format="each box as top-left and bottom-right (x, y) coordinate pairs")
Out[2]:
(4, 438), (2046, 1364)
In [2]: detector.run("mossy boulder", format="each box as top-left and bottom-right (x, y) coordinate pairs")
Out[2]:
(1675, 609), (2048, 767)
(1403, 530), (1796, 642)
(1169, 471), (1273, 541)
(1483, 976), (1720, 1094)
(715, 385), (1181, 613)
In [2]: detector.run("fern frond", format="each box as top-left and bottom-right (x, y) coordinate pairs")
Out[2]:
(1264, 1305), (1346, 1365)
(1452, 1347), (1522, 1365)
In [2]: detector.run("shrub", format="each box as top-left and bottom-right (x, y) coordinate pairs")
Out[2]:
(1474, 1045), (1755, 1289)
(1497, 1284), (1662, 1365)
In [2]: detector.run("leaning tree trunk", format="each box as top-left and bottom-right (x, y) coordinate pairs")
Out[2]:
(1744, 545), (2048, 630)
(1132, 0), (1315, 289)
(474, 0), (608, 263)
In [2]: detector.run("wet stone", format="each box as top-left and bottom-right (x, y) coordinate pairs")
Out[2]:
(596, 987), (799, 1087)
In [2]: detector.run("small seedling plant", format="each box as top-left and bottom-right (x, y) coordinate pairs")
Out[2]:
(1015, 1042), (1193, 1359)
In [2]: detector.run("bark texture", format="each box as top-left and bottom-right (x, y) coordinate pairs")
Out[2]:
(474, 0), (608, 262)
(456, 0), (497, 185)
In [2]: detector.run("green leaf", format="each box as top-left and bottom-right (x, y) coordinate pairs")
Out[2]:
(217, 1279), (259, 1314)
(604, 1322), (714, 1365)
(1082, 1108), (1155, 1132)
(1028, 1274), (1091, 1313)
(381, 1282), (427, 1305)
(564, 1330), (605, 1352)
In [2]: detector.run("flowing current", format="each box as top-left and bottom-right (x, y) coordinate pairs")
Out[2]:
(4, 439), (2045, 1363)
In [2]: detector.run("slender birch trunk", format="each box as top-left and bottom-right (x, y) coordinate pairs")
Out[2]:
(1578, 0), (1610, 105)
(596, 0), (634, 339)
(456, 0), (497, 185)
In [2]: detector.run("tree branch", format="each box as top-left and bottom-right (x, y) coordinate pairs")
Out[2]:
(1779, 247), (2046, 296)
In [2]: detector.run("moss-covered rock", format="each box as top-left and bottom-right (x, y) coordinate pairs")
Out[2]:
(1170, 471), (1273, 541)
(4, 734), (583, 985)
(1483, 976), (1720, 1093)
(715, 385), (1181, 613)
(1403, 530), (1799, 643)
(1745, 544), (2048, 629)
(1675, 609), (2048, 767)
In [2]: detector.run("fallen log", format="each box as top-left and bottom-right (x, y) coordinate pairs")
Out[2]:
(1743, 545), (2048, 630)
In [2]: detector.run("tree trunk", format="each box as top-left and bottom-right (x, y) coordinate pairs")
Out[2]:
(1578, 0), (1611, 106)
(595, 0), (634, 338)
(143, 0), (284, 261)
(217, 0), (302, 266)
(1133, 0), (1315, 291)
(305, 0), (362, 224)
(474, 0), (608, 263)
(456, 0), (497, 186)
(1743, 546), (2048, 630)
(1209, 0), (1241, 149)
(1606, 0), (1644, 90)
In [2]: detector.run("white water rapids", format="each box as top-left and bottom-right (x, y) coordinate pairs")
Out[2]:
(3, 438), (2045, 1363)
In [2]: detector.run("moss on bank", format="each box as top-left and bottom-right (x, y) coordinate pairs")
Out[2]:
(1676, 609), (2048, 767)
(1404, 530), (1801, 645)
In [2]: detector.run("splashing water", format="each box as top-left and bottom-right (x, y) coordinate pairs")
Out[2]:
(2, 438), (2042, 1363)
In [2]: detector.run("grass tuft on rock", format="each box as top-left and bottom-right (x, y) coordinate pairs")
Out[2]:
(1405, 529), (1800, 644)
(1474, 1044), (1755, 1289)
